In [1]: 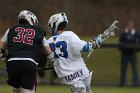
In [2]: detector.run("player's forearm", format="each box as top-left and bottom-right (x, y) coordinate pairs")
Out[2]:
(82, 34), (105, 52)
(0, 41), (7, 50)
(43, 46), (52, 55)
(82, 41), (99, 52)
(44, 46), (55, 62)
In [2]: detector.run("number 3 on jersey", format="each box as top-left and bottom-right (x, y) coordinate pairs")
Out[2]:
(50, 41), (68, 59)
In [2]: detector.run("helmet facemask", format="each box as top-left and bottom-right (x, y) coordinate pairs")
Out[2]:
(57, 21), (67, 30)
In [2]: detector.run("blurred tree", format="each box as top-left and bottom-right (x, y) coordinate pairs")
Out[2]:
(0, 0), (140, 35)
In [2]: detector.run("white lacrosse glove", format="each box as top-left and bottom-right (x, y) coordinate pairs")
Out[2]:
(47, 52), (55, 66)
(90, 34), (106, 49)
(94, 34), (106, 45)
(0, 49), (7, 62)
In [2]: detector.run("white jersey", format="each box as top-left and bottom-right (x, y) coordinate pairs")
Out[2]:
(48, 31), (88, 77)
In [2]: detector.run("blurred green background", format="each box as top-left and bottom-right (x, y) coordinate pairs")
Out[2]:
(0, 0), (140, 92)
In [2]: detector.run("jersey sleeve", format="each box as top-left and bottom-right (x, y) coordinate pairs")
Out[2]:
(70, 32), (87, 52)
(42, 37), (49, 46)
(1, 29), (9, 43)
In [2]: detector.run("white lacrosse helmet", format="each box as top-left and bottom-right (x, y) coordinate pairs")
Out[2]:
(48, 12), (68, 35)
(18, 10), (38, 25)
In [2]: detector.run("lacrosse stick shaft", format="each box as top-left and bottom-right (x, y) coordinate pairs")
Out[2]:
(87, 49), (94, 58)
(37, 67), (54, 70)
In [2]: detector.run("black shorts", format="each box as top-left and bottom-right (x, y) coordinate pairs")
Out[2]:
(6, 60), (37, 89)
(37, 53), (47, 77)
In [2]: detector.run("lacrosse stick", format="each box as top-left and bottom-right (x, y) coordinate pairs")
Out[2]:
(37, 66), (54, 70)
(87, 20), (119, 58)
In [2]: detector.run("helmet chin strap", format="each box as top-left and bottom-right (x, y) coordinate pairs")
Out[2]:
(56, 30), (63, 35)
(51, 29), (63, 36)
(51, 26), (56, 36)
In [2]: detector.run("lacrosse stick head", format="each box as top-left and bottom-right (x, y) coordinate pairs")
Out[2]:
(86, 20), (119, 59)
(103, 20), (119, 38)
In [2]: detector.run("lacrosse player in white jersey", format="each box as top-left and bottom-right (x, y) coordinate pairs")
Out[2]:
(47, 12), (119, 93)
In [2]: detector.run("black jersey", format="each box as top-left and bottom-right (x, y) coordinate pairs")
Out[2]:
(7, 24), (46, 63)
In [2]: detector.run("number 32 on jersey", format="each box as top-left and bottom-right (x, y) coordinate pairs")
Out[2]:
(13, 27), (35, 45)
(50, 41), (68, 59)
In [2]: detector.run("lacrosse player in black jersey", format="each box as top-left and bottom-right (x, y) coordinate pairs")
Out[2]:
(0, 10), (54, 93)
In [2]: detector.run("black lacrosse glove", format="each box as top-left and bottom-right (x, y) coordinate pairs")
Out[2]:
(0, 49), (7, 62)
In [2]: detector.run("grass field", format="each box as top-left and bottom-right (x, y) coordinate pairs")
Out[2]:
(0, 36), (140, 91)
(0, 84), (140, 93)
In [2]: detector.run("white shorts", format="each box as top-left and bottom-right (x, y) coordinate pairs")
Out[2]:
(63, 66), (92, 88)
